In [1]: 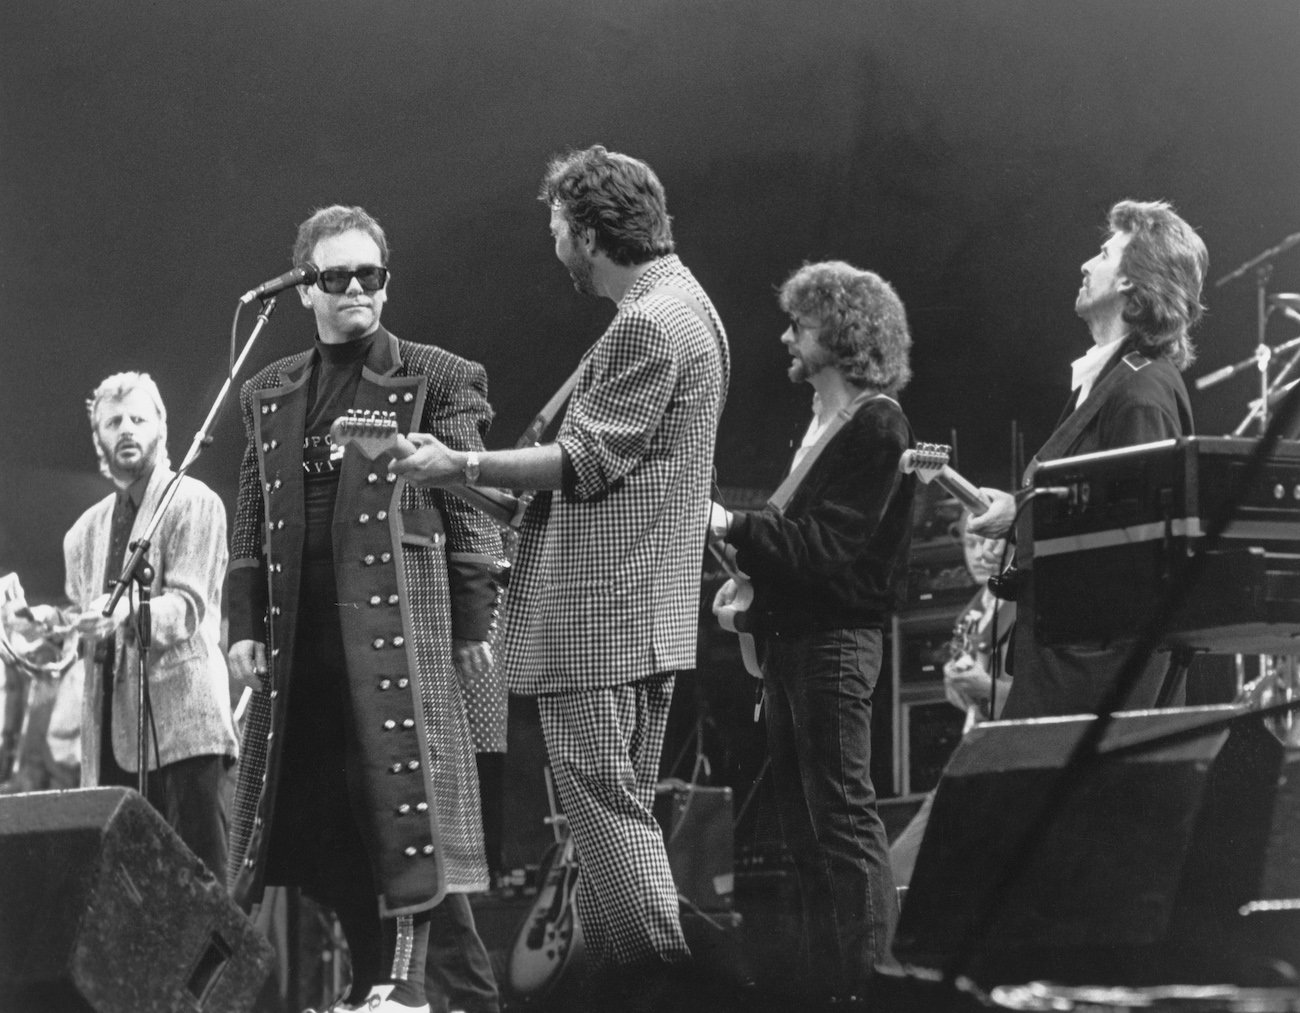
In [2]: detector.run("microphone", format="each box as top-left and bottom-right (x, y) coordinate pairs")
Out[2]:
(1270, 293), (1300, 327)
(239, 264), (318, 305)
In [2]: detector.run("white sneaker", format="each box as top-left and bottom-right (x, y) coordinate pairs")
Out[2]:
(361, 985), (430, 1013)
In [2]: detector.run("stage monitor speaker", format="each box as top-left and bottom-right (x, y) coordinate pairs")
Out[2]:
(893, 706), (1294, 986)
(0, 787), (275, 1013)
(655, 783), (734, 912)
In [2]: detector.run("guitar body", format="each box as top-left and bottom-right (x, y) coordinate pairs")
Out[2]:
(714, 577), (762, 680)
(507, 832), (584, 997)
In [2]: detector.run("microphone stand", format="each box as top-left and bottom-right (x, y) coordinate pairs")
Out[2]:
(1210, 231), (1300, 436)
(104, 296), (281, 796)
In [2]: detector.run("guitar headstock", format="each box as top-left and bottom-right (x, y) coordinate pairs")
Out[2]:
(901, 441), (952, 484)
(329, 409), (401, 461)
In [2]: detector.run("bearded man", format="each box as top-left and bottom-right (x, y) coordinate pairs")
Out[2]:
(61, 370), (238, 878)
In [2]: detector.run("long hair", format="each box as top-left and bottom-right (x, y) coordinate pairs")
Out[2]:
(539, 145), (674, 266)
(1109, 199), (1207, 370)
(779, 261), (913, 395)
(292, 205), (389, 269)
(86, 371), (170, 479)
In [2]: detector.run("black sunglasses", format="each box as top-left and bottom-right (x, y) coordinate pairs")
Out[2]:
(314, 265), (390, 294)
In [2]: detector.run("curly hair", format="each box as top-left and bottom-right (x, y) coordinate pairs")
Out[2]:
(86, 371), (170, 479)
(1108, 199), (1207, 370)
(539, 145), (674, 266)
(292, 205), (389, 269)
(779, 261), (913, 394)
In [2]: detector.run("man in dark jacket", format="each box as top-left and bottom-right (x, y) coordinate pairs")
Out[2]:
(967, 198), (1208, 718)
(709, 261), (916, 1011)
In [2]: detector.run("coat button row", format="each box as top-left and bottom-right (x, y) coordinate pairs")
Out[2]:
(260, 403), (280, 414)
(261, 439), (280, 452)
(388, 759), (421, 774)
(387, 392), (415, 404)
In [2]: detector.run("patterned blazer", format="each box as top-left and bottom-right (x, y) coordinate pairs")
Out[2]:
(63, 465), (238, 782)
(503, 255), (730, 694)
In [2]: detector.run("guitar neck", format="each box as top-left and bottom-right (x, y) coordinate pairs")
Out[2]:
(386, 432), (524, 530)
(450, 484), (522, 530)
(934, 465), (989, 516)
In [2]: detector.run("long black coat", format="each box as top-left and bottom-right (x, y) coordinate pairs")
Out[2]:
(226, 329), (502, 916)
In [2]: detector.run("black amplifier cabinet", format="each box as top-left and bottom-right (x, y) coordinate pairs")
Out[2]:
(1027, 436), (1300, 653)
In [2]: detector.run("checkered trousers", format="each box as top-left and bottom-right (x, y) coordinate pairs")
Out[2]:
(535, 673), (688, 970)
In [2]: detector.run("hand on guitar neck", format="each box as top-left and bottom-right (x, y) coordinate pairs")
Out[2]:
(329, 410), (525, 530)
(898, 442), (1019, 539)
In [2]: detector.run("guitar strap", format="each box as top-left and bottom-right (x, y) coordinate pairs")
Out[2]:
(769, 391), (896, 512)
(515, 282), (726, 453)
(1023, 350), (1151, 485)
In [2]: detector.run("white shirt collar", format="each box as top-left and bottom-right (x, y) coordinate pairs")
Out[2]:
(1070, 339), (1125, 406)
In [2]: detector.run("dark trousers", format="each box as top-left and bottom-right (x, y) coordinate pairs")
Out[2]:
(100, 742), (230, 881)
(425, 892), (500, 1013)
(763, 627), (898, 1002)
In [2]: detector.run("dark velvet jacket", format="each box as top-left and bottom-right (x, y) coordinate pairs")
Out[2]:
(726, 395), (915, 635)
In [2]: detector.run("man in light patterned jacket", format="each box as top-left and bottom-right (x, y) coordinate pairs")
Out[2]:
(394, 145), (729, 1007)
(63, 371), (238, 879)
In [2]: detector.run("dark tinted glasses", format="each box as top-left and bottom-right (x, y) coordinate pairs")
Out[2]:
(315, 265), (389, 294)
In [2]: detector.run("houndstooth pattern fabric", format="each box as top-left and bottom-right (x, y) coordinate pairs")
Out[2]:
(536, 674), (687, 969)
(502, 255), (730, 695)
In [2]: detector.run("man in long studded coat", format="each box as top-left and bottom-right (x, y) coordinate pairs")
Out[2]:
(226, 205), (505, 1013)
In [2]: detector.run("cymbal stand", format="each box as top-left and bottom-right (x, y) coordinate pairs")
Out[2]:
(1230, 264), (1275, 436)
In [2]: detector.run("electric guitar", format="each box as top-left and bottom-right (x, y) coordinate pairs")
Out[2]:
(898, 442), (990, 516)
(946, 605), (990, 733)
(329, 410), (525, 530)
(507, 771), (584, 998)
(708, 538), (762, 681)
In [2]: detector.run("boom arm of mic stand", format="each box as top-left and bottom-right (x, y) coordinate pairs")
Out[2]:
(103, 296), (280, 619)
(1216, 231), (1300, 289)
(1196, 351), (1263, 391)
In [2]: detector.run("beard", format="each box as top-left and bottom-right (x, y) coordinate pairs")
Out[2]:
(98, 432), (160, 485)
(562, 243), (598, 296)
(787, 344), (831, 384)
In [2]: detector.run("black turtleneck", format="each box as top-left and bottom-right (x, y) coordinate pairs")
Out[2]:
(303, 332), (376, 561)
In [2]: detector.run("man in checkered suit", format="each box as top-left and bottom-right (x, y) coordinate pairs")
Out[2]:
(393, 145), (729, 1001)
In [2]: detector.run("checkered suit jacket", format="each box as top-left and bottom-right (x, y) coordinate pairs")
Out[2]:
(503, 255), (729, 694)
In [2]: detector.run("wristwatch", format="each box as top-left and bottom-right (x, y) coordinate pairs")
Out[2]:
(463, 451), (481, 485)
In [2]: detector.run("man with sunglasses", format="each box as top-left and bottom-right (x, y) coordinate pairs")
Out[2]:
(226, 205), (504, 1013)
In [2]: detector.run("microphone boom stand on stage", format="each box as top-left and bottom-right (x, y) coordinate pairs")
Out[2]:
(1196, 229), (1300, 436)
(101, 292), (286, 797)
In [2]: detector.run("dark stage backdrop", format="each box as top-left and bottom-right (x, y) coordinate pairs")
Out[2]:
(2, 0), (1298, 600)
